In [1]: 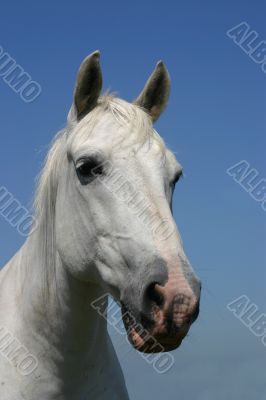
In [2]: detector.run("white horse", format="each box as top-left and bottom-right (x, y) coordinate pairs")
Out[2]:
(0, 51), (201, 400)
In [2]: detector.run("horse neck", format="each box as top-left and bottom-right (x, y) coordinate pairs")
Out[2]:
(13, 230), (110, 379)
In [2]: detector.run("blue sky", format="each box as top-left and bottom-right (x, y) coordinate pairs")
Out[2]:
(0, 1), (265, 399)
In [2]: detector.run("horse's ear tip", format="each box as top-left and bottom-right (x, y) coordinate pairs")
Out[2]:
(92, 50), (101, 59)
(81, 50), (101, 66)
(156, 60), (170, 79)
(156, 60), (165, 69)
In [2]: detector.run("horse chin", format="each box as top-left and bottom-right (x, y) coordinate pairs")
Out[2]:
(127, 327), (183, 353)
(121, 305), (184, 353)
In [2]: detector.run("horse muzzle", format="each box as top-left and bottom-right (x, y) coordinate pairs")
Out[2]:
(121, 261), (201, 353)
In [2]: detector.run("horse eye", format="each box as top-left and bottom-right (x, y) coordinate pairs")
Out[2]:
(171, 170), (183, 187)
(76, 159), (104, 181)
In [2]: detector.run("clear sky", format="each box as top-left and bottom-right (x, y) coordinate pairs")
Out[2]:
(0, 1), (265, 399)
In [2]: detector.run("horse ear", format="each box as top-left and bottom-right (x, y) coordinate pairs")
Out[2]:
(74, 50), (103, 121)
(134, 61), (171, 122)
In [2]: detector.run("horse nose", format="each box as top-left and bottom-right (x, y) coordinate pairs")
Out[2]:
(143, 277), (201, 335)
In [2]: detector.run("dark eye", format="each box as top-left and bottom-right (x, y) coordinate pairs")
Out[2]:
(76, 158), (104, 183)
(171, 170), (183, 187)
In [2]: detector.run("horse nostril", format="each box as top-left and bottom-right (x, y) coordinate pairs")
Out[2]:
(145, 282), (165, 307)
